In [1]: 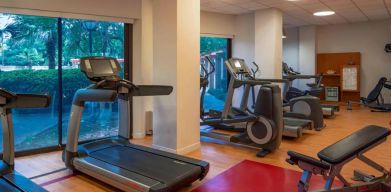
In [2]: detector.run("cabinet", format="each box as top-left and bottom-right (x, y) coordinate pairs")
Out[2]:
(316, 52), (361, 102)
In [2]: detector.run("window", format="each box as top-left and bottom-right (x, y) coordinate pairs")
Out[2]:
(200, 37), (230, 112)
(0, 13), (127, 153)
(0, 14), (59, 151)
(61, 19), (124, 142)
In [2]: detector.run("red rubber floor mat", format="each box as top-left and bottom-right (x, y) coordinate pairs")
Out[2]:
(192, 160), (343, 192)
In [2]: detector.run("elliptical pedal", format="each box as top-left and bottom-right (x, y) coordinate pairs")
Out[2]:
(256, 149), (270, 157)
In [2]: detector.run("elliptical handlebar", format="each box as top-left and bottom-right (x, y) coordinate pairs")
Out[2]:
(251, 62), (260, 78)
(385, 79), (391, 89)
(204, 56), (216, 78)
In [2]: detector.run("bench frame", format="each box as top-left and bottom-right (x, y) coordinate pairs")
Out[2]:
(291, 137), (390, 192)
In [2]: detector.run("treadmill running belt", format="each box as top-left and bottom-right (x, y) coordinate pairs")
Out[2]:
(89, 146), (202, 185)
(0, 178), (19, 192)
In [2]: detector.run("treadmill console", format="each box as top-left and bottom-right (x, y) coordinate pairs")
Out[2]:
(80, 57), (121, 81)
(225, 58), (251, 78)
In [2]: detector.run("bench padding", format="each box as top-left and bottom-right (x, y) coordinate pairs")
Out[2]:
(287, 151), (330, 170)
(318, 125), (390, 164)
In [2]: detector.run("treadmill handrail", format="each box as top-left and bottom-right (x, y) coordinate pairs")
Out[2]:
(255, 78), (289, 84)
(2, 94), (51, 109)
(283, 74), (320, 80)
(128, 85), (173, 96)
(240, 79), (271, 86)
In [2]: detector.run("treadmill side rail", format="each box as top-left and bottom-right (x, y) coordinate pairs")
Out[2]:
(74, 157), (154, 192)
(3, 172), (48, 192)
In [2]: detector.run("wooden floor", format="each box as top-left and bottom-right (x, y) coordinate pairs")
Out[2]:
(15, 106), (391, 192)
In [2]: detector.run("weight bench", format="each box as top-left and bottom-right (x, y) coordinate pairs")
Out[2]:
(286, 125), (391, 191)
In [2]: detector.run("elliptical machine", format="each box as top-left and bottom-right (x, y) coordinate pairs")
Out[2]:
(200, 56), (215, 118)
(201, 58), (283, 157)
(243, 60), (324, 135)
(283, 62), (339, 118)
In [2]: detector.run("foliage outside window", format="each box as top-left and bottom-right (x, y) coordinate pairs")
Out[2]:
(200, 37), (229, 112)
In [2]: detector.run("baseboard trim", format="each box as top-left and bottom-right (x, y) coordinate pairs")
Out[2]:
(152, 142), (201, 155)
(177, 142), (200, 155)
(132, 132), (146, 139)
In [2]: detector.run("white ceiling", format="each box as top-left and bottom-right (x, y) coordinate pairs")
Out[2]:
(201, 0), (391, 27)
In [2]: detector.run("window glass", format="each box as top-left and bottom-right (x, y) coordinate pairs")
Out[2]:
(200, 37), (229, 112)
(61, 19), (124, 142)
(0, 13), (58, 151)
(0, 13), (126, 152)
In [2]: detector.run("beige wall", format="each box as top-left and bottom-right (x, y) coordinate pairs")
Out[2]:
(317, 19), (391, 101)
(201, 11), (235, 37)
(0, 0), (141, 22)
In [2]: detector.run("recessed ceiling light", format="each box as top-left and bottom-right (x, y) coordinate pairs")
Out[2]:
(313, 11), (335, 16)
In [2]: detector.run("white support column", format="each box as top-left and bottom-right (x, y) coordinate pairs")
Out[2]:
(254, 8), (283, 79)
(152, 0), (201, 154)
(132, 0), (154, 138)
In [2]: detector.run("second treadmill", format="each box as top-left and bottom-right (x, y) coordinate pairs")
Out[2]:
(63, 57), (209, 192)
(0, 88), (50, 192)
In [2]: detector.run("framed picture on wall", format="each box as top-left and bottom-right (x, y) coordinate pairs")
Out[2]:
(342, 65), (360, 91)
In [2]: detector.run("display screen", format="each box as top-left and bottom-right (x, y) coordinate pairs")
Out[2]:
(90, 59), (114, 76)
(234, 60), (242, 68)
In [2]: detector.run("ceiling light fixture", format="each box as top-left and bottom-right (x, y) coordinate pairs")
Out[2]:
(313, 11), (335, 16)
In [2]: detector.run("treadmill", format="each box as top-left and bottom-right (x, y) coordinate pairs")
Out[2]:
(63, 57), (209, 192)
(282, 63), (340, 117)
(0, 88), (50, 192)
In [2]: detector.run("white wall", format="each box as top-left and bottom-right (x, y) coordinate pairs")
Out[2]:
(231, 13), (255, 107)
(283, 27), (300, 88)
(201, 11), (235, 37)
(317, 19), (391, 101)
(0, 0), (141, 22)
(298, 26), (317, 89)
(200, 11), (256, 63)
(283, 28), (299, 71)
(233, 13), (255, 63)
